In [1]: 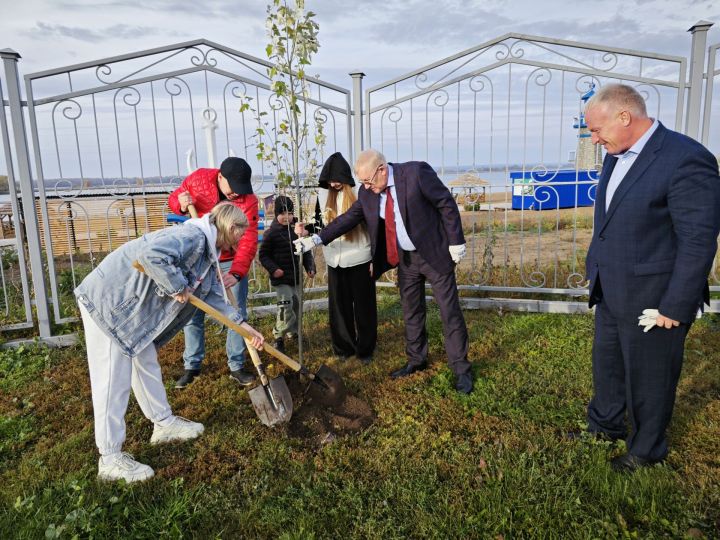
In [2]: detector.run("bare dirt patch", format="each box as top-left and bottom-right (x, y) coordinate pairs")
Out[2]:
(283, 372), (375, 446)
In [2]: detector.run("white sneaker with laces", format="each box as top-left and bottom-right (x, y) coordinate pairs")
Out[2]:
(98, 452), (154, 483)
(150, 416), (204, 445)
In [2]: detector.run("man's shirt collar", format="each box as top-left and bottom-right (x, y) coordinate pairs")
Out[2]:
(386, 164), (395, 189)
(620, 118), (659, 158)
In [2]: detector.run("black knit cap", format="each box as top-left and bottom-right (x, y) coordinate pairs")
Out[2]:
(318, 152), (355, 189)
(274, 195), (294, 215)
(220, 157), (253, 195)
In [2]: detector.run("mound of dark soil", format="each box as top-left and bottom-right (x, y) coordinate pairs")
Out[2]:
(282, 371), (375, 445)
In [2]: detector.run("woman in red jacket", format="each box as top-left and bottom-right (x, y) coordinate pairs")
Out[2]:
(168, 157), (259, 388)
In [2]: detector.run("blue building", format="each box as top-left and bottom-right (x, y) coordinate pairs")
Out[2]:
(511, 84), (601, 210)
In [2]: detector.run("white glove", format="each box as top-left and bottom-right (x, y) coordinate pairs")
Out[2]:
(449, 244), (466, 264)
(293, 234), (322, 254)
(637, 308), (659, 332)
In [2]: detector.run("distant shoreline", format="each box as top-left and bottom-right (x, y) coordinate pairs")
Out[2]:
(0, 164), (595, 199)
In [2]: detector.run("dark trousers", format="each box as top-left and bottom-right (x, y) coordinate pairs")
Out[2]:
(588, 300), (690, 461)
(327, 261), (377, 358)
(397, 249), (470, 375)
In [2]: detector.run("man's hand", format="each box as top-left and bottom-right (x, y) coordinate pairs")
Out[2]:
(240, 322), (264, 349)
(449, 244), (467, 264)
(294, 221), (308, 237)
(369, 262), (373, 277)
(294, 236), (316, 254)
(656, 313), (680, 329)
(222, 272), (239, 288)
(638, 308), (680, 332)
(178, 191), (193, 214)
(172, 287), (192, 304)
(273, 269), (284, 278)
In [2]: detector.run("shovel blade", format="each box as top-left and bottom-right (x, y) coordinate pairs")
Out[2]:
(248, 376), (293, 427)
(306, 364), (347, 408)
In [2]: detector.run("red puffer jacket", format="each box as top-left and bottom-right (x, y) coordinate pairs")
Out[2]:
(168, 168), (259, 278)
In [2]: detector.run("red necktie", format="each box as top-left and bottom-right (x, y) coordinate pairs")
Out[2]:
(385, 188), (399, 267)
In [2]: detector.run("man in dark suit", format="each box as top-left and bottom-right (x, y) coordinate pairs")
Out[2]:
(583, 84), (720, 472)
(295, 149), (473, 394)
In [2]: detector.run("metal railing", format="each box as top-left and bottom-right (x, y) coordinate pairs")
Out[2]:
(1, 24), (719, 344)
(1, 40), (352, 341)
(701, 40), (720, 288)
(363, 30), (718, 299)
(0, 76), (34, 331)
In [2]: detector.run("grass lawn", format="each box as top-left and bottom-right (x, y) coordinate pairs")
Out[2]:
(1, 296), (718, 539)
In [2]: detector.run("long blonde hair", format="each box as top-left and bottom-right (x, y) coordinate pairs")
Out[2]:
(210, 202), (248, 248)
(324, 184), (366, 243)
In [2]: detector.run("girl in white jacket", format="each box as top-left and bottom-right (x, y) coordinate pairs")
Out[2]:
(315, 153), (377, 362)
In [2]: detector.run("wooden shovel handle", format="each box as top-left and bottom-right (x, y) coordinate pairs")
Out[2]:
(132, 260), (305, 374)
(226, 286), (238, 308)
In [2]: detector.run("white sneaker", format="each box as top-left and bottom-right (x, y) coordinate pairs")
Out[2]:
(98, 452), (154, 483)
(150, 416), (204, 445)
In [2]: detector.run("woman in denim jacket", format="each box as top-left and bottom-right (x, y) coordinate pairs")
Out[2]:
(75, 202), (264, 483)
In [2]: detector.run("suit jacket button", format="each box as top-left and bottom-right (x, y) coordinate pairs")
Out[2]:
(599, 235), (605, 241)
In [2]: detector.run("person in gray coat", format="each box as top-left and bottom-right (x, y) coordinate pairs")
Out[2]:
(75, 202), (264, 483)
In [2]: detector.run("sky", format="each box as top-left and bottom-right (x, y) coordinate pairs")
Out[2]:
(1, 0), (719, 181)
(1, 0), (718, 89)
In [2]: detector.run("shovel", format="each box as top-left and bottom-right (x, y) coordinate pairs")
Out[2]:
(206, 263), (346, 407)
(188, 291), (347, 408)
(153, 261), (347, 407)
(133, 261), (292, 427)
(227, 284), (293, 427)
(244, 340), (293, 427)
(134, 261), (346, 406)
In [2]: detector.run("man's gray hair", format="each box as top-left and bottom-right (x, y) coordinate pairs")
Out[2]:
(355, 149), (387, 173)
(585, 84), (648, 118)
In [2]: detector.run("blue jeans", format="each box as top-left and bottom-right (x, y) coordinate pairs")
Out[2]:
(183, 261), (248, 372)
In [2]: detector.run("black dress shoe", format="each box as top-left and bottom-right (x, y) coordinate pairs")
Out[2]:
(390, 362), (427, 379)
(610, 453), (663, 473)
(454, 372), (473, 394)
(356, 355), (373, 365)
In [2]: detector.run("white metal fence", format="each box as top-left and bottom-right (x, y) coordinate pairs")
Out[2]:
(1, 23), (719, 344)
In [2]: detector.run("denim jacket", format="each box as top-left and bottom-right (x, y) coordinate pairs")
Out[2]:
(75, 224), (243, 357)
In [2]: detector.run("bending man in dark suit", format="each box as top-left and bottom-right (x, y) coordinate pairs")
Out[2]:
(295, 149), (473, 394)
(583, 84), (720, 472)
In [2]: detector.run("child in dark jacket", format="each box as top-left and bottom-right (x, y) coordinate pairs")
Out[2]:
(259, 196), (315, 352)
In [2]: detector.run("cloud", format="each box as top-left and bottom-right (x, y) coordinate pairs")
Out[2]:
(497, 14), (694, 59)
(363, 1), (514, 47)
(56, 0), (267, 18)
(23, 22), (180, 43)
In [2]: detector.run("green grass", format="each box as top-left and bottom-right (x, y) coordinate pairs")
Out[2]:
(1, 303), (718, 538)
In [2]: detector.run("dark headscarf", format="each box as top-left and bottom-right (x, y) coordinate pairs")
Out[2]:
(318, 152), (354, 189)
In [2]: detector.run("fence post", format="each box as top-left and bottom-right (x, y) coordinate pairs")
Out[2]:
(701, 43), (718, 146)
(685, 20), (713, 140)
(0, 75), (33, 327)
(1, 49), (52, 338)
(349, 70), (365, 160)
